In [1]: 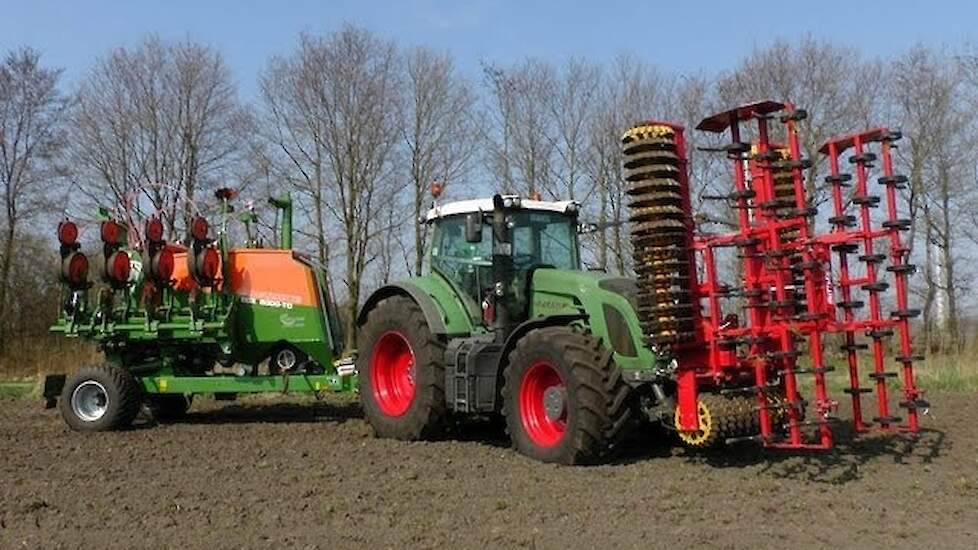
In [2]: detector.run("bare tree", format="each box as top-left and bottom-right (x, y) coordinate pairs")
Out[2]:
(544, 58), (600, 201)
(481, 59), (556, 196)
(68, 37), (250, 237)
(0, 47), (68, 347)
(716, 35), (881, 211)
(260, 27), (402, 352)
(583, 54), (672, 274)
(259, 45), (333, 266)
(401, 47), (476, 275)
(891, 45), (973, 352)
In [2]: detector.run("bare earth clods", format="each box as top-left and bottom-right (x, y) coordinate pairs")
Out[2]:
(1, 393), (976, 549)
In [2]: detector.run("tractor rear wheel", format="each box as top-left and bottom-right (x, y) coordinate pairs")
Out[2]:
(503, 326), (632, 465)
(357, 296), (447, 440)
(59, 364), (141, 432)
(146, 394), (193, 423)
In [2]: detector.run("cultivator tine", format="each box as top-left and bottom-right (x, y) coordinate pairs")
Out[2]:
(818, 128), (925, 433)
(826, 140), (868, 430)
(879, 136), (924, 431)
(630, 101), (924, 452)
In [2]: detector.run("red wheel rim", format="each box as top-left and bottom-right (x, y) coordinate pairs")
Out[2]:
(370, 331), (416, 417)
(519, 361), (567, 447)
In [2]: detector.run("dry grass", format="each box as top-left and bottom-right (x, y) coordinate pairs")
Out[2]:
(0, 335), (99, 379)
(797, 351), (978, 395)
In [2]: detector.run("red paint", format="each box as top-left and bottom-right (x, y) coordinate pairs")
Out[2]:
(671, 102), (921, 450)
(145, 218), (165, 243)
(153, 248), (175, 281)
(519, 361), (566, 448)
(58, 221), (78, 246)
(370, 331), (416, 416)
(101, 220), (123, 245)
(64, 252), (89, 285)
(106, 251), (130, 284)
(191, 217), (209, 241)
(198, 247), (220, 282)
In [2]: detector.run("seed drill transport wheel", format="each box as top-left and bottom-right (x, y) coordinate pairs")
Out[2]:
(59, 364), (141, 432)
(503, 326), (631, 465)
(357, 296), (447, 440)
(146, 394), (193, 423)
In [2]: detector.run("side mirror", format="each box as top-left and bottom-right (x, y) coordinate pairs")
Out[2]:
(465, 213), (483, 243)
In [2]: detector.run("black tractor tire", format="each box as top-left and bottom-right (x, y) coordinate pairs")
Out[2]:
(59, 364), (141, 432)
(146, 394), (193, 423)
(503, 326), (632, 465)
(357, 295), (447, 440)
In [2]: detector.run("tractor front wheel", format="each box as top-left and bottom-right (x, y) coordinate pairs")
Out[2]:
(59, 364), (141, 432)
(503, 326), (632, 465)
(357, 296), (447, 440)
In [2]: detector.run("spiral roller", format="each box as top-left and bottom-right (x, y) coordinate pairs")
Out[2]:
(621, 124), (696, 347)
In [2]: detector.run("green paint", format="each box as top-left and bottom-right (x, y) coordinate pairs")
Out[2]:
(392, 207), (661, 375)
(233, 301), (332, 367)
(269, 194), (293, 249)
(403, 273), (477, 336)
(529, 269), (659, 370)
(50, 198), (345, 399)
(141, 373), (355, 394)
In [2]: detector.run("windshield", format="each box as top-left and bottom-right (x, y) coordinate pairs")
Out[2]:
(509, 211), (579, 270)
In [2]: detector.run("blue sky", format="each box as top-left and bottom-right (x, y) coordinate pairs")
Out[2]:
(0, 0), (972, 100)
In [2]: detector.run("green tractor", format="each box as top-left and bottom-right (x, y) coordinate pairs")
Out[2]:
(357, 194), (663, 464)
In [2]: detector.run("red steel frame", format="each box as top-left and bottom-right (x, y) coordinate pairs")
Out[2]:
(670, 100), (925, 449)
(820, 129), (925, 433)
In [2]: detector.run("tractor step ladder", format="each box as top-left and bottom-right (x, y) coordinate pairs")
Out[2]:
(444, 338), (502, 414)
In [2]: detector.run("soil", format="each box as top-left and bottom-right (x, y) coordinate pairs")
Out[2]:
(1, 393), (976, 549)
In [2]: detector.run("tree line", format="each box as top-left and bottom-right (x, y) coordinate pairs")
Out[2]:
(1, 25), (977, 354)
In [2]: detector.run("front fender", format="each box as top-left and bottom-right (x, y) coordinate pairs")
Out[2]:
(358, 277), (474, 337)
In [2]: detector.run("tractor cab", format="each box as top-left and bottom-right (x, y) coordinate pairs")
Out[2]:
(426, 195), (580, 326)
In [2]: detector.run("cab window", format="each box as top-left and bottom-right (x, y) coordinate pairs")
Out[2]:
(430, 216), (492, 305)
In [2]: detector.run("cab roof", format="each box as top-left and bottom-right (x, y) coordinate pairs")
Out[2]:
(425, 195), (579, 222)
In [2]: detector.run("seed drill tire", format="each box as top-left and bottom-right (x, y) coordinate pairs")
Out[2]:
(357, 295), (447, 440)
(59, 364), (141, 432)
(503, 326), (632, 465)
